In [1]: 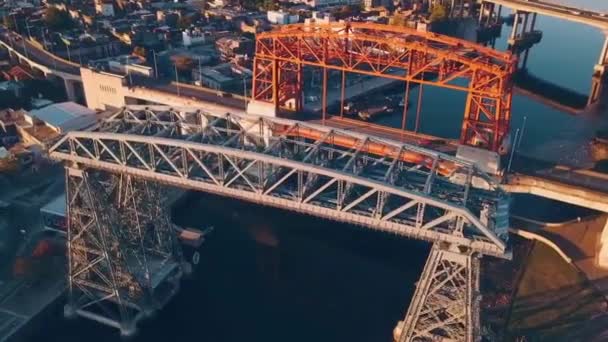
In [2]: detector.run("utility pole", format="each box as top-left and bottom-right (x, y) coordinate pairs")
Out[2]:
(13, 14), (28, 58)
(42, 29), (57, 71)
(198, 56), (202, 85)
(25, 20), (31, 39)
(243, 76), (248, 102)
(127, 56), (133, 85)
(152, 50), (159, 79)
(66, 42), (72, 62)
(175, 63), (180, 97)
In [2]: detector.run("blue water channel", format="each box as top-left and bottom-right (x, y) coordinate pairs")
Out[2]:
(371, 0), (608, 166)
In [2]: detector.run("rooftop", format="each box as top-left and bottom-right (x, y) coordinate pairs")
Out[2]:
(29, 102), (96, 132)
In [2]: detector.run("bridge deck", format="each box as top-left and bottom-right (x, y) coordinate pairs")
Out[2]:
(485, 0), (608, 29)
(49, 106), (510, 257)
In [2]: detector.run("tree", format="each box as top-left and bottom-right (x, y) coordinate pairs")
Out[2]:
(171, 55), (194, 72)
(133, 46), (147, 60)
(3, 15), (26, 33)
(3, 16), (15, 30)
(43, 8), (74, 31)
(389, 13), (408, 27)
(178, 16), (192, 29)
(258, 0), (277, 11)
(429, 4), (447, 23)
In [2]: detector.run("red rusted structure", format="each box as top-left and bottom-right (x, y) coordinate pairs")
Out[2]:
(252, 22), (517, 152)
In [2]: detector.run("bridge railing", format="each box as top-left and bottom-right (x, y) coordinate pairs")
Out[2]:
(49, 106), (510, 257)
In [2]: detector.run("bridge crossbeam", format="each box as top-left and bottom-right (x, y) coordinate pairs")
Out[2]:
(252, 22), (517, 152)
(64, 167), (183, 336)
(51, 106), (509, 257)
(51, 106), (511, 339)
(396, 244), (480, 342)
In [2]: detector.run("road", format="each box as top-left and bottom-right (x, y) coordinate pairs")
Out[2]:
(484, 0), (608, 29)
(0, 30), (80, 75)
(148, 81), (248, 110)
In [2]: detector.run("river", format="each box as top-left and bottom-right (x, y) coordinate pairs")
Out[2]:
(28, 1), (608, 341)
(371, 0), (608, 167)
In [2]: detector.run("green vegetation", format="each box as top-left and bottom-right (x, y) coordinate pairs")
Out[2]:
(43, 7), (74, 31)
(429, 4), (447, 23)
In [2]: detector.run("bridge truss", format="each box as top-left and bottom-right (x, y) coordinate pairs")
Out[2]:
(50, 106), (510, 340)
(252, 22), (517, 152)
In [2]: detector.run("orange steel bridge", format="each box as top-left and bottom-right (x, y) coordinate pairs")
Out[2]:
(252, 22), (518, 152)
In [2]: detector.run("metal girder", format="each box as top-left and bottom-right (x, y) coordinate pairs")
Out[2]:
(51, 106), (509, 257)
(64, 166), (182, 336)
(52, 106), (513, 340)
(396, 244), (480, 342)
(252, 22), (517, 152)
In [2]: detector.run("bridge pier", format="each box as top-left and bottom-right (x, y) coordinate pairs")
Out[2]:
(394, 243), (480, 342)
(508, 11), (542, 60)
(64, 167), (184, 337)
(477, 2), (502, 44)
(64, 79), (78, 103)
(598, 217), (608, 269)
(588, 34), (608, 106)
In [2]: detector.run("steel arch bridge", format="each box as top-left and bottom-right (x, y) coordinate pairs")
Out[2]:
(50, 106), (510, 341)
(252, 22), (517, 152)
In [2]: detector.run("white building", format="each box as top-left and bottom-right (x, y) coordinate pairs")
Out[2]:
(28, 102), (97, 134)
(304, 11), (335, 24)
(303, 0), (360, 8)
(90, 55), (154, 78)
(182, 29), (208, 47)
(267, 10), (300, 25)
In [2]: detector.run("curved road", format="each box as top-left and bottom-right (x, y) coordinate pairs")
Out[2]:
(485, 0), (608, 29)
(0, 30), (80, 75)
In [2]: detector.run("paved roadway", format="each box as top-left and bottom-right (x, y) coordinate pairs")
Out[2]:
(0, 30), (80, 75)
(4, 27), (608, 205)
(484, 0), (608, 29)
(146, 81), (247, 110)
(511, 154), (608, 193)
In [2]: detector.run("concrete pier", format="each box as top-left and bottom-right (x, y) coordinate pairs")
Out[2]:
(588, 34), (608, 106)
(508, 11), (542, 56)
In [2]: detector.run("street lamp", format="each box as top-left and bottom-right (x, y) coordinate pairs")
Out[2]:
(42, 29), (57, 71)
(198, 56), (202, 84)
(127, 55), (133, 85)
(174, 63), (180, 97)
(65, 40), (72, 62)
(243, 76), (248, 102)
(152, 50), (159, 79)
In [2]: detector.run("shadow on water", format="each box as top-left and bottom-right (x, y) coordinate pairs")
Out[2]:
(513, 70), (589, 113)
(504, 238), (608, 342)
(505, 276), (608, 342)
(31, 191), (431, 342)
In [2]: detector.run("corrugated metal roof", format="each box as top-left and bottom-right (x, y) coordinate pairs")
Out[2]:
(29, 102), (96, 133)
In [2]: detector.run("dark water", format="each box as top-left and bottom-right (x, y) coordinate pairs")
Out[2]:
(32, 192), (429, 342)
(31, 2), (608, 341)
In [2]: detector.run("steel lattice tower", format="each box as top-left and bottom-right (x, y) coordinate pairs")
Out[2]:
(51, 106), (511, 340)
(64, 167), (183, 337)
(396, 244), (481, 342)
